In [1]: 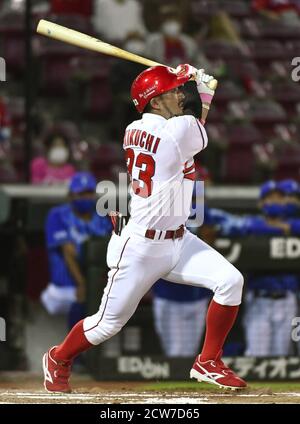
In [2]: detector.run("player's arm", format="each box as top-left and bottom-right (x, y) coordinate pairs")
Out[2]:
(45, 210), (86, 303)
(166, 114), (208, 161)
(62, 242), (87, 303)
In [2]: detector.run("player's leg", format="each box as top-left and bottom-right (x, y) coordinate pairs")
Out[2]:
(271, 292), (297, 355)
(163, 230), (246, 388)
(243, 293), (271, 356)
(57, 233), (173, 357)
(43, 232), (174, 391)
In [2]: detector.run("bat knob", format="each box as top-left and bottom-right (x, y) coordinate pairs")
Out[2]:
(207, 78), (218, 90)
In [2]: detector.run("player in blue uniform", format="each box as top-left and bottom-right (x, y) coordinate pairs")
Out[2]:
(243, 181), (298, 356)
(41, 172), (112, 329)
(278, 179), (300, 234)
(152, 279), (211, 357)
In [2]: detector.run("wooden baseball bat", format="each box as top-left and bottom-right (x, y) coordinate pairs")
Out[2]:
(36, 19), (218, 90)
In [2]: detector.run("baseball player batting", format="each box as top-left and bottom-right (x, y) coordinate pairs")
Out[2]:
(43, 64), (246, 391)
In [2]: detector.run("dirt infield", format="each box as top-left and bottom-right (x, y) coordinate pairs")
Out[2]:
(0, 372), (300, 404)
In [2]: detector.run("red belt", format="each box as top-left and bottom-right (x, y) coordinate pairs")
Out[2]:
(145, 225), (185, 240)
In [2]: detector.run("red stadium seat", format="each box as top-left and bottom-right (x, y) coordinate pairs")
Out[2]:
(70, 54), (112, 80)
(249, 40), (286, 63)
(214, 80), (245, 106)
(0, 162), (20, 183)
(43, 13), (92, 33)
(261, 22), (300, 40)
(221, 1), (252, 18)
(190, 0), (219, 20)
(51, 1), (92, 17)
(274, 147), (300, 180)
(38, 39), (87, 95)
(84, 78), (113, 118)
(223, 146), (255, 183)
(222, 124), (262, 183)
(203, 41), (246, 61)
(90, 143), (125, 181)
(239, 19), (262, 39)
(273, 81), (300, 115)
(250, 100), (287, 128)
(0, 12), (25, 74)
(191, 0), (251, 19)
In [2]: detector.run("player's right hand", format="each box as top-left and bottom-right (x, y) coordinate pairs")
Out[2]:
(175, 64), (216, 109)
(194, 69), (216, 108)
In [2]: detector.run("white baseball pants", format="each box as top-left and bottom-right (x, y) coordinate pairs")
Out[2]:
(243, 291), (298, 356)
(83, 220), (244, 345)
(153, 296), (210, 357)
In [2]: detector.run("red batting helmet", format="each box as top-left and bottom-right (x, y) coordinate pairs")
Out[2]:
(131, 65), (190, 113)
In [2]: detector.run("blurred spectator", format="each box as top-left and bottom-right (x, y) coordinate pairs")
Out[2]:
(0, 157), (19, 183)
(41, 172), (112, 329)
(205, 10), (248, 53)
(145, 5), (211, 69)
(92, 0), (146, 44)
(30, 132), (75, 184)
(252, 0), (300, 25)
(0, 0), (25, 14)
(243, 181), (298, 356)
(0, 96), (15, 182)
(0, 96), (11, 145)
(143, 0), (189, 33)
(278, 179), (300, 219)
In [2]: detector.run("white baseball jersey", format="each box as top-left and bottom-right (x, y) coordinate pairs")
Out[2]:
(123, 113), (208, 230)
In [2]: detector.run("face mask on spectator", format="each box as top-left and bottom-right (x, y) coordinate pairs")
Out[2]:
(283, 203), (300, 217)
(161, 20), (181, 37)
(72, 199), (96, 214)
(48, 147), (69, 165)
(124, 40), (145, 55)
(262, 203), (285, 218)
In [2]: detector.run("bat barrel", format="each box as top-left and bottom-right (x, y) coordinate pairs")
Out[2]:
(36, 19), (218, 89)
(36, 19), (161, 67)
